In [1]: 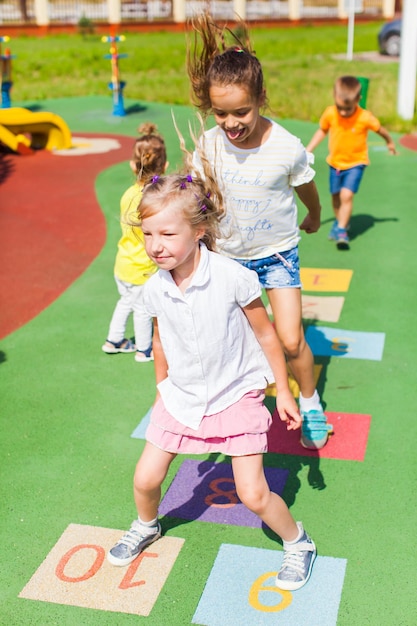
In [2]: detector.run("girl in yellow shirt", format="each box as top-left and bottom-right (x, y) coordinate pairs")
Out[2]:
(102, 123), (167, 361)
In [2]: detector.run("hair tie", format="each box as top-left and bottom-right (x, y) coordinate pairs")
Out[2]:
(151, 175), (160, 184)
(180, 174), (193, 190)
(234, 47), (244, 53)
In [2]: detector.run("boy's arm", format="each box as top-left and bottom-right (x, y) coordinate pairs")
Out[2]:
(295, 180), (322, 234)
(306, 128), (327, 153)
(243, 298), (301, 430)
(377, 125), (397, 155)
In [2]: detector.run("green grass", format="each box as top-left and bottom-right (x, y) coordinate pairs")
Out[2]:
(9, 21), (417, 132)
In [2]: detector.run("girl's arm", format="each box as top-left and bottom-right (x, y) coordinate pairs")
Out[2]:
(152, 318), (168, 401)
(295, 180), (322, 234)
(243, 298), (301, 430)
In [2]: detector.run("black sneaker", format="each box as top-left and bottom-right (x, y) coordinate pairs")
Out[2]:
(107, 520), (162, 566)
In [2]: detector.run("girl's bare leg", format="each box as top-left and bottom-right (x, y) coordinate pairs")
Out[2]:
(232, 454), (299, 542)
(332, 188), (354, 229)
(267, 287), (316, 399)
(133, 442), (176, 522)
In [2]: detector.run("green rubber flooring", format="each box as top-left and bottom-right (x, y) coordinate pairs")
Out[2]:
(1, 96), (416, 625)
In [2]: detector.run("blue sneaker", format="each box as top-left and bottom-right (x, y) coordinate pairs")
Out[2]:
(276, 522), (316, 591)
(107, 520), (162, 566)
(300, 409), (333, 449)
(335, 227), (350, 250)
(328, 220), (339, 241)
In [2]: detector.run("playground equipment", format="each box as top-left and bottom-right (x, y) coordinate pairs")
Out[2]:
(0, 107), (72, 153)
(357, 76), (369, 109)
(1, 36), (15, 108)
(102, 33), (127, 116)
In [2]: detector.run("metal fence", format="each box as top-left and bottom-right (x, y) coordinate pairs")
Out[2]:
(0, 0), (388, 26)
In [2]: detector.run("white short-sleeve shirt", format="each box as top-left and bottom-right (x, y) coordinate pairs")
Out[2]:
(195, 121), (315, 260)
(143, 243), (274, 430)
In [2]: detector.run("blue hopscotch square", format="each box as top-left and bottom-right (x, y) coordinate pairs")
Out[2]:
(305, 326), (385, 361)
(131, 408), (152, 439)
(192, 544), (346, 626)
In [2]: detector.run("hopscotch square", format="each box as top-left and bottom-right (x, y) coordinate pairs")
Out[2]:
(131, 407), (152, 439)
(300, 268), (353, 292)
(192, 543), (346, 626)
(267, 296), (344, 323)
(267, 411), (371, 461)
(160, 459), (288, 527)
(19, 523), (184, 616)
(305, 326), (385, 361)
(301, 295), (345, 323)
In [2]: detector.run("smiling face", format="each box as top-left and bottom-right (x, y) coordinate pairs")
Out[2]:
(209, 83), (266, 148)
(141, 201), (204, 281)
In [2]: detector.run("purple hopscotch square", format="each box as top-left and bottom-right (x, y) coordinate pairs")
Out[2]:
(192, 543), (347, 626)
(159, 459), (288, 528)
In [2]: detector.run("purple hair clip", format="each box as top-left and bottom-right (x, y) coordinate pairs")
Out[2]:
(200, 204), (207, 213)
(180, 174), (193, 190)
(151, 175), (160, 184)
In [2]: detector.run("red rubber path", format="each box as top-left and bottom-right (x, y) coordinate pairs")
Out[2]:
(0, 133), (133, 339)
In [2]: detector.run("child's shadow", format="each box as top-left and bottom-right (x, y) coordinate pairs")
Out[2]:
(348, 213), (398, 241)
(161, 454), (235, 532)
(321, 213), (398, 242)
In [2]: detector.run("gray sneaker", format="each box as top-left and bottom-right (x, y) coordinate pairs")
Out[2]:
(107, 520), (162, 566)
(276, 522), (316, 591)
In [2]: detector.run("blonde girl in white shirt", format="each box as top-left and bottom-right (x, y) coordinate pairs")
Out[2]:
(107, 140), (317, 592)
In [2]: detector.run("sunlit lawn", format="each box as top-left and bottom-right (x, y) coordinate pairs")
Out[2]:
(8, 21), (416, 132)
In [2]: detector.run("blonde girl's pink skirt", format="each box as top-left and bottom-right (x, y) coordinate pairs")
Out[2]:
(145, 390), (272, 456)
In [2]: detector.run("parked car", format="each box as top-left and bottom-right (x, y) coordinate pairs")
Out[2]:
(378, 19), (401, 57)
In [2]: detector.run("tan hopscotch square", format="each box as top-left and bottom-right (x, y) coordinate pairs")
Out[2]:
(266, 364), (323, 399)
(300, 268), (353, 292)
(301, 295), (345, 322)
(19, 523), (184, 616)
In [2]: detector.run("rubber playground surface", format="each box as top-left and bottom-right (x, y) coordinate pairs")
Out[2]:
(1, 95), (416, 625)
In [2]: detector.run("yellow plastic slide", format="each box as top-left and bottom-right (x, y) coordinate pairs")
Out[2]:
(0, 107), (72, 153)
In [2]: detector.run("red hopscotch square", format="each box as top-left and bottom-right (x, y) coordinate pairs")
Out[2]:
(267, 411), (371, 461)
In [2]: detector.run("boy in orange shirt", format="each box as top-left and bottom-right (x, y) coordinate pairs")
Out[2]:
(306, 75), (396, 249)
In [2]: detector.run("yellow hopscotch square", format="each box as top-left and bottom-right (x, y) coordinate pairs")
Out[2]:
(302, 295), (345, 322)
(19, 523), (184, 616)
(265, 364), (323, 399)
(300, 268), (353, 292)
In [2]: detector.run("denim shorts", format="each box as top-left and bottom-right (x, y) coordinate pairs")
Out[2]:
(235, 247), (301, 289)
(329, 165), (366, 194)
